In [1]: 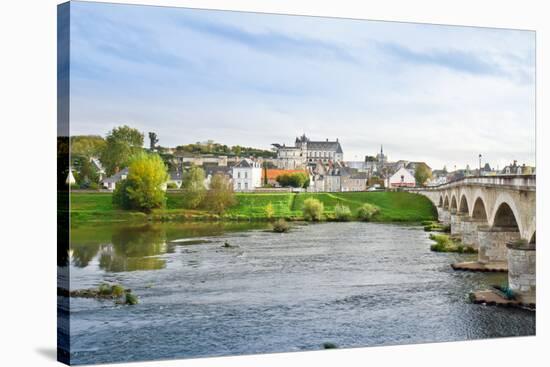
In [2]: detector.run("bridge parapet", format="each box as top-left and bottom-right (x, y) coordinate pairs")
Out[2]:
(410, 175), (535, 192)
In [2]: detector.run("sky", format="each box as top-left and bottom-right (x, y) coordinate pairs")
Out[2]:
(68, 1), (536, 170)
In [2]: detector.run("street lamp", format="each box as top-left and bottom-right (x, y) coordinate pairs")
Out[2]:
(479, 154), (482, 175)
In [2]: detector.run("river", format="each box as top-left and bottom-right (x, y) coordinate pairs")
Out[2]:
(67, 221), (535, 365)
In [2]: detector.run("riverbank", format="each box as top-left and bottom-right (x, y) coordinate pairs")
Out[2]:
(68, 191), (437, 226)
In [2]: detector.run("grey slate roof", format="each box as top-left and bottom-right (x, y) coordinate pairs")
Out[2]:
(307, 141), (343, 153)
(102, 167), (129, 183)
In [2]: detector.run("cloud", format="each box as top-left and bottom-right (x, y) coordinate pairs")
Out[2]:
(376, 41), (533, 83)
(174, 16), (359, 64)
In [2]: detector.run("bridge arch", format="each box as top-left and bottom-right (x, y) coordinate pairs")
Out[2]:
(438, 196), (443, 207)
(492, 202), (520, 231)
(471, 197), (488, 221)
(443, 195), (449, 210)
(459, 194), (469, 215)
(530, 231), (536, 245)
(450, 195), (458, 214)
(490, 192), (524, 237)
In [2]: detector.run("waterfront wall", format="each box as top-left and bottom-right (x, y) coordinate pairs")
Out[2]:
(507, 242), (536, 304)
(477, 227), (520, 264)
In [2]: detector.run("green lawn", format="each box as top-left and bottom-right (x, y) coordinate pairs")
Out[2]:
(70, 190), (437, 225)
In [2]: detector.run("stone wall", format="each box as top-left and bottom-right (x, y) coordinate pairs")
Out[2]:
(507, 242), (536, 304)
(437, 208), (450, 225)
(477, 227), (520, 264)
(450, 214), (463, 236)
(461, 219), (485, 249)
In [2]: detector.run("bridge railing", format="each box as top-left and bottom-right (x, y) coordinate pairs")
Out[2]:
(408, 174), (536, 191)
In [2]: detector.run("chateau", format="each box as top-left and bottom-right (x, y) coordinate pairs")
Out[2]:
(272, 134), (344, 169)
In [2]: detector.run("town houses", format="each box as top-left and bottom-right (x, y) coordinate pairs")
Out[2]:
(91, 133), (535, 193)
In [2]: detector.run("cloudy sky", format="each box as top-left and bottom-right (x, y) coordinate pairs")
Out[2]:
(69, 1), (535, 170)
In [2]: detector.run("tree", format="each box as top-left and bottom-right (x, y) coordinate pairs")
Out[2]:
(148, 132), (159, 151)
(205, 174), (236, 214)
(276, 172), (309, 188)
(112, 152), (168, 212)
(100, 125), (144, 176)
(414, 163), (432, 186)
(182, 165), (206, 209)
(78, 158), (99, 185)
(71, 135), (106, 158)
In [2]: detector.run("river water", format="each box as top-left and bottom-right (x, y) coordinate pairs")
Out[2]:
(67, 221), (535, 365)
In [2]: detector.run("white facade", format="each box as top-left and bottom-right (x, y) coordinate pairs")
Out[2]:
(232, 159), (262, 192)
(387, 167), (416, 188)
(272, 134), (344, 169)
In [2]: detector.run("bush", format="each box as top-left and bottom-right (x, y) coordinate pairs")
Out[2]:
(88, 182), (99, 190)
(334, 203), (352, 221)
(357, 203), (379, 221)
(303, 198), (324, 221)
(111, 284), (125, 297)
(125, 292), (139, 305)
(276, 172), (309, 188)
(166, 182), (178, 189)
(112, 152), (169, 212)
(272, 219), (290, 233)
(265, 202), (275, 219)
(98, 283), (112, 295)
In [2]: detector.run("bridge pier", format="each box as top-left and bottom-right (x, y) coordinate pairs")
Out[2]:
(450, 213), (463, 236)
(477, 226), (521, 266)
(507, 241), (536, 304)
(460, 218), (486, 249)
(437, 208), (450, 225)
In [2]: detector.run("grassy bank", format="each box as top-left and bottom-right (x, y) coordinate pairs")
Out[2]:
(69, 191), (437, 225)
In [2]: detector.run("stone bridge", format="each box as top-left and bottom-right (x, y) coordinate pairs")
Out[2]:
(409, 175), (536, 303)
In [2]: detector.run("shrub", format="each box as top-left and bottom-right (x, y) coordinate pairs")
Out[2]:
(272, 219), (290, 233)
(111, 284), (125, 297)
(88, 182), (99, 190)
(357, 203), (379, 221)
(125, 292), (139, 305)
(302, 198), (324, 221)
(265, 202), (275, 219)
(334, 203), (352, 221)
(166, 182), (178, 189)
(98, 283), (112, 295)
(205, 174), (236, 214)
(182, 165), (206, 208)
(112, 152), (169, 212)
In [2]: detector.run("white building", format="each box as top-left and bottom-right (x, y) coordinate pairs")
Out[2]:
(101, 168), (129, 191)
(272, 134), (344, 169)
(387, 167), (416, 188)
(232, 159), (262, 192)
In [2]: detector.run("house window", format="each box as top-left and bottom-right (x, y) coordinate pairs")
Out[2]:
(245, 182), (248, 190)
(245, 172), (248, 179)
(238, 183), (241, 190)
(238, 172), (241, 178)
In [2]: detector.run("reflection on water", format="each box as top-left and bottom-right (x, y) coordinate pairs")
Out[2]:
(71, 222), (269, 272)
(68, 221), (535, 365)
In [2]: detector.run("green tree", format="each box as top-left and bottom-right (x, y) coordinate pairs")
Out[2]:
(112, 152), (168, 212)
(302, 198), (324, 221)
(414, 163), (432, 187)
(148, 132), (159, 151)
(78, 158), (99, 186)
(205, 174), (236, 214)
(182, 165), (206, 209)
(276, 172), (309, 188)
(100, 125), (144, 176)
(71, 135), (106, 158)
